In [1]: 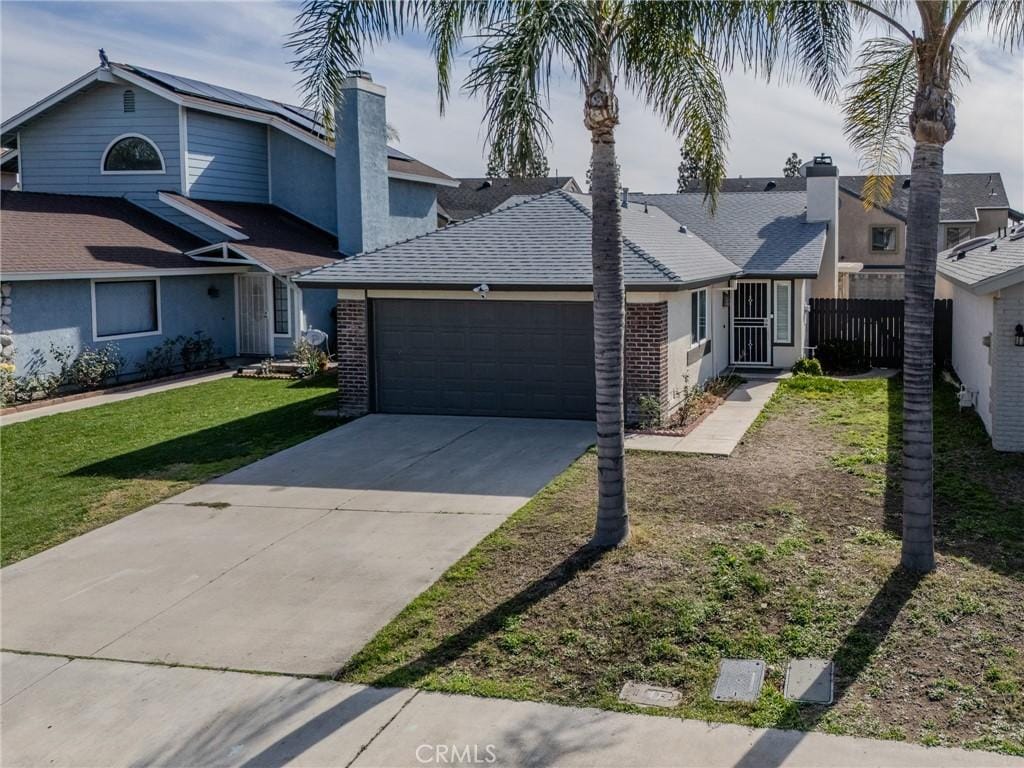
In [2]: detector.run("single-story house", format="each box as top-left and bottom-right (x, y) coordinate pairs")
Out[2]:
(296, 161), (838, 424)
(0, 58), (456, 379)
(937, 227), (1024, 452)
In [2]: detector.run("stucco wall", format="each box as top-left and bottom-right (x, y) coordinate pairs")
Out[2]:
(836, 191), (905, 268)
(269, 128), (337, 234)
(949, 281), (994, 436)
(665, 283), (729, 413)
(387, 179), (437, 243)
(9, 274), (236, 379)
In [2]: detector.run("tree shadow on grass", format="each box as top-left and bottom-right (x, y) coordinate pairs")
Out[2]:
(67, 395), (340, 483)
(735, 566), (925, 768)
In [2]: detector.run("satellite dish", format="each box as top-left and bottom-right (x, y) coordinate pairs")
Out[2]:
(302, 328), (328, 347)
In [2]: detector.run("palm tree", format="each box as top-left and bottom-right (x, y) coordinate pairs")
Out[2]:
(290, 0), (851, 549)
(843, 0), (1023, 573)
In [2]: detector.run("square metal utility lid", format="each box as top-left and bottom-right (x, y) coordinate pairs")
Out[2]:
(712, 659), (765, 702)
(784, 658), (834, 704)
(618, 681), (683, 708)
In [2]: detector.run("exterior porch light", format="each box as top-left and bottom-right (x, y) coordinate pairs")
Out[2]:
(1015, 323), (1024, 347)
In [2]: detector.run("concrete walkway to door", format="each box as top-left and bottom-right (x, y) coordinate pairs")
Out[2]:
(1, 415), (594, 677)
(625, 378), (781, 455)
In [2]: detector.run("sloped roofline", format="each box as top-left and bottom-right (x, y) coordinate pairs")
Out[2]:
(1, 64), (458, 188)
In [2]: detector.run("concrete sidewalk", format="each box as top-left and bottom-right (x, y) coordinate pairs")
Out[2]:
(2, 653), (1019, 768)
(626, 378), (780, 456)
(0, 369), (235, 425)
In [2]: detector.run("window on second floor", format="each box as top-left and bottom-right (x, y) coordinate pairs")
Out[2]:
(945, 225), (974, 249)
(101, 134), (164, 174)
(870, 226), (897, 252)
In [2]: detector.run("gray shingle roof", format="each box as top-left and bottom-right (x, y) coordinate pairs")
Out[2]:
(937, 230), (1024, 293)
(676, 173), (1009, 223)
(296, 190), (739, 289)
(632, 192), (827, 276)
(437, 177), (581, 221)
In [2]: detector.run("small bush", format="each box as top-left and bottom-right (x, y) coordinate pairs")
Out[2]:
(294, 339), (329, 377)
(0, 362), (15, 406)
(815, 339), (869, 374)
(792, 357), (823, 377)
(138, 332), (218, 379)
(636, 394), (663, 428)
(50, 342), (125, 390)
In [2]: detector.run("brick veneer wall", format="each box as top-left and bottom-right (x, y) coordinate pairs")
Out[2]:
(624, 301), (669, 425)
(991, 286), (1024, 452)
(336, 298), (370, 415)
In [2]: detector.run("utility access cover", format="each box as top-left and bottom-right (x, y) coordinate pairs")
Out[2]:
(784, 658), (834, 704)
(712, 659), (765, 702)
(618, 681), (683, 708)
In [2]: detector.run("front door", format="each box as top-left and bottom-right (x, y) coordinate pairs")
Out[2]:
(731, 280), (771, 366)
(237, 274), (272, 356)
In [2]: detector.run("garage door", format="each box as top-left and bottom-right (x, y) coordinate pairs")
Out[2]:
(372, 299), (595, 419)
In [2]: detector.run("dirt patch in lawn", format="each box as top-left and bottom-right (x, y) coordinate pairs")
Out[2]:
(341, 377), (1024, 756)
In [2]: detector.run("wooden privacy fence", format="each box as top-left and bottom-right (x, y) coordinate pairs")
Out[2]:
(807, 298), (953, 368)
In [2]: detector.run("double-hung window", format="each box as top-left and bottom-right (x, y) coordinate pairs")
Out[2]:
(92, 279), (160, 340)
(691, 288), (708, 345)
(774, 281), (793, 345)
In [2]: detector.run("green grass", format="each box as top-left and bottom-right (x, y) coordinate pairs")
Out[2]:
(338, 376), (1024, 755)
(1, 374), (339, 565)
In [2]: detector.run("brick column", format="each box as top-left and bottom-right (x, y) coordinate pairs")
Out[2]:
(336, 298), (369, 415)
(624, 301), (669, 425)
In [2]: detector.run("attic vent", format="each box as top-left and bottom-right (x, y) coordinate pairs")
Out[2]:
(765, 181), (777, 191)
(901, 178), (911, 189)
(123, 89), (136, 113)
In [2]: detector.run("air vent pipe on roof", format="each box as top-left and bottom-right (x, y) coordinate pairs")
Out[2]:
(621, 187), (629, 208)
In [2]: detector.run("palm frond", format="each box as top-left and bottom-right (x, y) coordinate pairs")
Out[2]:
(985, 0), (1024, 51)
(620, 24), (728, 212)
(842, 36), (916, 208)
(287, 0), (412, 138)
(464, 1), (591, 178)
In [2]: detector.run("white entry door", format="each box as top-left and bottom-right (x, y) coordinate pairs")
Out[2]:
(731, 280), (772, 366)
(237, 274), (272, 356)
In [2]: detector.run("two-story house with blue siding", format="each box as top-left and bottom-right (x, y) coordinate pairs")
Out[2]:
(0, 56), (457, 379)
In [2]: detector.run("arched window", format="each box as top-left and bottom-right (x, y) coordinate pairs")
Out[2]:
(101, 134), (165, 174)
(123, 89), (135, 113)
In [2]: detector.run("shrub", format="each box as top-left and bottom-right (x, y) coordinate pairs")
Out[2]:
(50, 342), (124, 390)
(137, 332), (218, 379)
(636, 394), (663, 428)
(792, 357), (823, 377)
(180, 332), (217, 371)
(294, 339), (328, 377)
(815, 339), (869, 374)
(0, 363), (15, 406)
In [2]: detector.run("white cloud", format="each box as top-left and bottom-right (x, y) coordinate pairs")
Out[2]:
(2, 1), (1021, 207)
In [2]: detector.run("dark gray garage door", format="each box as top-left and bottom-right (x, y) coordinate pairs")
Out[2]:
(372, 299), (595, 419)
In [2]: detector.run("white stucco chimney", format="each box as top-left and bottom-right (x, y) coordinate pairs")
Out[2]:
(805, 154), (839, 297)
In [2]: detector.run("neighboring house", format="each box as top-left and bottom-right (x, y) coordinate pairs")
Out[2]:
(678, 171), (1012, 299)
(936, 228), (1024, 452)
(0, 60), (456, 376)
(0, 146), (18, 190)
(437, 176), (581, 223)
(296, 163), (837, 424)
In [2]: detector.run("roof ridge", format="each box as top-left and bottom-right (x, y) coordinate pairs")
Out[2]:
(557, 190), (681, 283)
(296, 189), (567, 280)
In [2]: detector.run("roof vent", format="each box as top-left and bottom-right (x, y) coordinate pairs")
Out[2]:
(954, 235), (996, 254)
(765, 181), (777, 191)
(347, 69), (373, 81)
(901, 178), (911, 189)
(621, 187), (629, 209)
(679, 225), (688, 235)
(123, 89), (135, 113)
(813, 153), (833, 166)
(478, 179), (492, 190)
(1009, 224), (1024, 241)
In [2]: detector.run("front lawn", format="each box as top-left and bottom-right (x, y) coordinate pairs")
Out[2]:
(1, 374), (339, 566)
(341, 376), (1024, 755)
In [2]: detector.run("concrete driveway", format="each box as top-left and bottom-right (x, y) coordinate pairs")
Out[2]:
(1, 415), (593, 676)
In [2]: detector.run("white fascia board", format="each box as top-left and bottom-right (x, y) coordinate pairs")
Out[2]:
(157, 191), (248, 240)
(2, 266), (245, 281)
(388, 169), (461, 188)
(1, 68), (102, 135)
(188, 243), (275, 274)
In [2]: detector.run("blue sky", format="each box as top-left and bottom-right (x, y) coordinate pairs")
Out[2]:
(2, 1), (1022, 206)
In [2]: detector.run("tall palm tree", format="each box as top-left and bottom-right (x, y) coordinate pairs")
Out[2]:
(291, 0), (851, 548)
(843, 0), (1023, 573)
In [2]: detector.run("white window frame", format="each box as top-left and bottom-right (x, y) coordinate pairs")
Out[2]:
(690, 287), (709, 348)
(773, 280), (793, 345)
(100, 133), (166, 175)
(91, 277), (162, 341)
(272, 276), (292, 338)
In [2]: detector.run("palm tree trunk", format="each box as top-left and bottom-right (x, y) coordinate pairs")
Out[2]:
(585, 48), (629, 548)
(901, 140), (942, 573)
